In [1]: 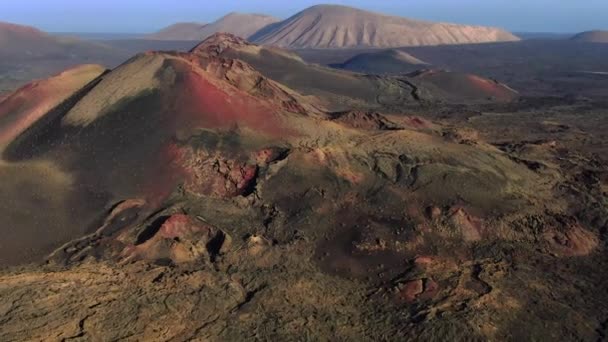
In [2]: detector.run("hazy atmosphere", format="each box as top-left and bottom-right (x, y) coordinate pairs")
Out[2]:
(2, 0), (607, 33)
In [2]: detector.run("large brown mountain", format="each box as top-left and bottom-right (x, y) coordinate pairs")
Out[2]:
(149, 12), (279, 40)
(251, 4), (520, 48)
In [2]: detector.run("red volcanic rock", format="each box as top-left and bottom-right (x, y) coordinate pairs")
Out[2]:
(254, 147), (288, 166)
(329, 111), (400, 131)
(255, 148), (277, 165)
(400, 279), (424, 302)
(173, 146), (258, 198)
(466, 74), (517, 101)
(544, 223), (598, 257)
(169, 59), (301, 137)
(403, 116), (434, 130)
(157, 215), (207, 239)
(188, 53), (318, 117)
(414, 255), (434, 267)
(419, 278), (440, 300)
(398, 277), (440, 302)
(123, 214), (219, 264)
(0, 64), (104, 146)
(425, 205), (442, 220)
(449, 207), (483, 242)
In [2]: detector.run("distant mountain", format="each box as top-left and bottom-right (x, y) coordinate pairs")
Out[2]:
(149, 13), (279, 40)
(0, 21), (77, 58)
(147, 22), (208, 40)
(250, 4), (520, 49)
(0, 21), (203, 95)
(51, 32), (145, 40)
(571, 30), (608, 43)
(0, 21), (118, 59)
(333, 49), (430, 74)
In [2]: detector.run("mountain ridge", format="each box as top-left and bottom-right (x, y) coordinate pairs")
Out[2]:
(148, 12), (279, 40)
(250, 4), (520, 48)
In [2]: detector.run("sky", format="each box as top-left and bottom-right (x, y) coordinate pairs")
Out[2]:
(1, 0), (607, 34)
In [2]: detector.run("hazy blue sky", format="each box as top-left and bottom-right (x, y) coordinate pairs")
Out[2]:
(1, 0), (606, 33)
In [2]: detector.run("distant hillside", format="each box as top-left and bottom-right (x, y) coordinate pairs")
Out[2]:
(147, 23), (208, 40)
(0, 21), (120, 60)
(334, 49), (429, 74)
(251, 4), (520, 48)
(571, 30), (608, 43)
(149, 13), (279, 40)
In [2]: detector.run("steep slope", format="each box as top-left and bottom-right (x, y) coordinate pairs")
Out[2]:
(149, 13), (279, 41)
(408, 69), (519, 102)
(0, 40), (323, 266)
(334, 49), (430, 74)
(0, 33), (607, 341)
(196, 33), (518, 106)
(147, 22), (208, 40)
(571, 30), (608, 43)
(0, 64), (106, 148)
(251, 4), (520, 48)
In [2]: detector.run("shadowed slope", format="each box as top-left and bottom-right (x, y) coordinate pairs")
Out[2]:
(0, 64), (106, 148)
(0, 39), (325, 266)
(334, 49), (430, 74)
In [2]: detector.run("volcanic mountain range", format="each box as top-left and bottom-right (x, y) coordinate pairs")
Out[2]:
(0, 33), (522, 266)
(0, 32), (607, 340)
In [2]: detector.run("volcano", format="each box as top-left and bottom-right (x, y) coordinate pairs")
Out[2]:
(0, 33), (606, 341)
(149, 13), (279, 41)
(250, 4), (520, 48)
(334, 49), (430, 74)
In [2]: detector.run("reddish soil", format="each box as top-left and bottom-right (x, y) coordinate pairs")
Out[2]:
(172, 61), (292, 137)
